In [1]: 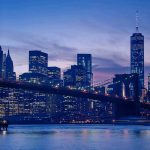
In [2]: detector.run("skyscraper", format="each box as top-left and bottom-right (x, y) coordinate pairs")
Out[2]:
(77, 54), (92, 86)
(63, 65), (86, 88)
(29, 50), (48, 75)
(4, 50), (16, 80)
(130, 23), (144, 96)
(0, 46), (3, 78)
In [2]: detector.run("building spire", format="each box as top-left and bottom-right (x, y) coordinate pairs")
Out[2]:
(136, 10), (139, 33)
(7, 49), (10, 56)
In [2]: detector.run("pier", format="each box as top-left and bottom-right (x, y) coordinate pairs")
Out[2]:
(0, 120), (8, 131)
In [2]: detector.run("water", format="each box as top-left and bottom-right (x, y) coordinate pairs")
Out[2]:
(0, 125), (150, 150)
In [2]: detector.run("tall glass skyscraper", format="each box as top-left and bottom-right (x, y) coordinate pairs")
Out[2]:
(29, 50), (48, 75)
(130, 26), (144, 95)
(77, 54), (92, 86)
(0, 46), (3, 78)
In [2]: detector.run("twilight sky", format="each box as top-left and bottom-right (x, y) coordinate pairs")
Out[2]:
(0, 0), (150, 85)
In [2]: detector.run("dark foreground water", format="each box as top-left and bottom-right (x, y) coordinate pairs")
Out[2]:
(0, 125), (150, 150)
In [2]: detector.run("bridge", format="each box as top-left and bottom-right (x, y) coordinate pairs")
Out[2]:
(0, 79), (149, 118)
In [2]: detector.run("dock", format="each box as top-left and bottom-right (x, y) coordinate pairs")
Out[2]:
(0, 120), (8, 131)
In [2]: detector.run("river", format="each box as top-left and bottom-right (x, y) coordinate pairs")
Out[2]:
(0, 124), (150, 150)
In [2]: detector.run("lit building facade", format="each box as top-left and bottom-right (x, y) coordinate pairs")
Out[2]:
(62, 65), (89, 122)
(48, 67), (61, 79)
(63, 65), (86, 88)
(29, 50), (48, 75)
(19, 72), (50, 85)
(77, 54), (93, 86)
(63, 69), (73, 87)
(130, 27), (144, 96)
(47, 67), (62, 87)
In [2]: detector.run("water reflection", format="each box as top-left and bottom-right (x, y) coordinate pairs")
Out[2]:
(0, 125), (149, 150)
(0, 130), (7, 135)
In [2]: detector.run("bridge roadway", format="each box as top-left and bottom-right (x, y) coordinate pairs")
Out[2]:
(0, 80), (149, 110)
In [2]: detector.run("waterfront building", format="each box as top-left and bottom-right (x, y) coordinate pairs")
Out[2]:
(0, 86), (56, 123)
(16, 51), (62, 123)
(62, 65), (89, 122)
(130, 25), (144, 96)
(29, 50), (48, 76)
(60, 95), (90, 123)
(77, 54), (93, 86)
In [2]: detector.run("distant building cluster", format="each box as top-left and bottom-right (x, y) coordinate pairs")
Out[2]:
(0, 25), (149, 123)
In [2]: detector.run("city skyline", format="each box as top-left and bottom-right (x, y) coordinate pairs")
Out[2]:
(1, 0), (150, 83)
(0, 2), (150, 149)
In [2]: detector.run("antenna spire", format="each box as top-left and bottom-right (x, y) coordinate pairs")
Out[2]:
(136, 10), (139, 33)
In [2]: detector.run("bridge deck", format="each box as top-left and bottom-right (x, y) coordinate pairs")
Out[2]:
(0, 80), (149, 109)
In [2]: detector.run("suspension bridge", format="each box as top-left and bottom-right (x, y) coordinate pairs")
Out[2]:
(0, 73), (149, 118)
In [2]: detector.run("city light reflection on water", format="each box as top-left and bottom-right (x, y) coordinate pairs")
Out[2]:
(1, 130), (7, 135)
(0, 125), (150, 150)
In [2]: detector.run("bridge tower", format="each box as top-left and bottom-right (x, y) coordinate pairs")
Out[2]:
(122, 83), (126, 98)
(113, 73), (140, 118)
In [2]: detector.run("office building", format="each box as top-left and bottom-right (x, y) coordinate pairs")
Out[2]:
(63, 65), (86, 88)
(77, 54), (92, 86)
(29, 50), (48, 75)
(130, 25), (144, 96)
(47, 67), (62, 87)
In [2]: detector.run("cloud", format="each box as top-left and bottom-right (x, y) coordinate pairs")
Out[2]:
(0, 30), (78, 76)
